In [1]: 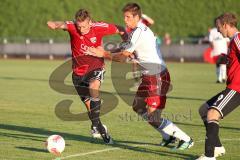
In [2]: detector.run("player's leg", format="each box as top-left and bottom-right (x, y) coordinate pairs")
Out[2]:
(214, 55), (221, 83)
(141, 96), (176, 146)
(219, 64), (226, 82)
(197, 88), (240, 159)
(199, 103), (225, 158)
(72, 73), (97, 135)
(88, 69), (113, 144)
(216, 64), (221, 83)
(145, 96), (193, 150)
(199, 93), (223, 149)
(133, 71), (175, 144)
(72, 70), (112, 144)
(132, 95), (175, 146)
(141, 96), (174, 146)
(218, 54), (227, 83)
(151, 70), (193, 149)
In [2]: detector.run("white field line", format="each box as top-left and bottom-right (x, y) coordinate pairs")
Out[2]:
(56, 138), (240, 160)
(57, 144), (148, 160)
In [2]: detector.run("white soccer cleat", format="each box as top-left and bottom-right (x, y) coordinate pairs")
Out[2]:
(195, 155), (216, 160)
(214, 146), (226, 157)
(91, 124), (107, 139)
(91, 126), (101, 139)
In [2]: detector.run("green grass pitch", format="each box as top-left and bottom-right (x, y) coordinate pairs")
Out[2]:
(0, 60), (239, 160)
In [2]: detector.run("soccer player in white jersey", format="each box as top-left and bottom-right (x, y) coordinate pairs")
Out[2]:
(87, 2), (194, 150)
(209, 27), (229, 83)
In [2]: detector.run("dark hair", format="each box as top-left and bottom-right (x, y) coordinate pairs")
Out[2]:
(75, 9), (91, 22)
(122, 2), (141, 17)
(215, 12), (238, 27)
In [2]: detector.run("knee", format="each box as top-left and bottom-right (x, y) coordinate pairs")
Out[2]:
(89, 80), (100, 90)
(207, 109), (221, 121)
(199, 103), (208, 118)
(132, 106), (145, 115)
(89, 80), (100, 98)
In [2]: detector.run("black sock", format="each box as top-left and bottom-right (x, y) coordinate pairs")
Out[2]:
(88, 99), (101, 127)
(88, 99), (106, 134)
(205, 121), (220, 157)
(204, 121), (222, 147)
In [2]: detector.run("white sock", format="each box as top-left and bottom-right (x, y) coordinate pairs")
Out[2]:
(220, 64), (226, 80)
(158, 129), (170, 140)
(141, 113), (170, 140)
(216, 67), (221, 81)
(159, 119), (191, 142)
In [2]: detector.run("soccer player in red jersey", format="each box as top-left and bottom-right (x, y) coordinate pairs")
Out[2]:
(197, 13), (240, 160)
(47, 9), (126, 144)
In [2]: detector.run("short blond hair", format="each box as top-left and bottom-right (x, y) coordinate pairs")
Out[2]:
(216, 12), (238, 27)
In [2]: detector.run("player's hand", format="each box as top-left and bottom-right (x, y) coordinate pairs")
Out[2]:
(86, 47), (105, 57)
(47, 21), (57, 29)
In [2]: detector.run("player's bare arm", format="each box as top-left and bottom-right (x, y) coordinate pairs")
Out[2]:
(47, 21), (67, 30)
(142, 14), (154, 25)
(87, 47), (132, 62)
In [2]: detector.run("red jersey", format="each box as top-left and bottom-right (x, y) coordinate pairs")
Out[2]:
(141, 19), (151, 27)
(66, 21), (118, 76)
(227, 32), (240, 92)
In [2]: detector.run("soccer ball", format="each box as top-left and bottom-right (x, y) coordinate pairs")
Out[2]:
(45, 135), (65, 155)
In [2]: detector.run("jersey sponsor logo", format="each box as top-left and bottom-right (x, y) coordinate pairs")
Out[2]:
(152, 102), (157, 106)
(90, 37), (97, 43)
(80, 44), (92, 53)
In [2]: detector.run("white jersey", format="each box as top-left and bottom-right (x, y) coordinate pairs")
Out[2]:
(209, 28), (229, 57)
(125, 22), (166, 75)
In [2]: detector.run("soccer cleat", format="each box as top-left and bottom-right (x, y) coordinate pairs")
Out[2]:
(216, 80), (221, 83)
(195, 155), (216, 160)
(91, 124), (113, 144)
(91, 124), (107, 139)
(160, 136), (176, 146)
(172, 138), (194, 150)
(101, 132), (114, 144)
(91, 125), (101, 139)
(214, 146), (225, 157)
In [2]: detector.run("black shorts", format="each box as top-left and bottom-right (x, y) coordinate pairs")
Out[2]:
(207, 88), (240, 118)
(72, 68), (105, 102)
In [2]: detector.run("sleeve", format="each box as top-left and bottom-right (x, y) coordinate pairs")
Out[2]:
(124, 28), (142, 53)
(208, 29), (214, 42)
(233, 33), (240, 54)
(141, 19), (150, 27)
(94, 22), (118, 35)
(65, 21), (75, 33)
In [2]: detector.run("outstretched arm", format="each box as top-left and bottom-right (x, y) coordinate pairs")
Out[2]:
(115, 25), (128, 41)
(87, 47), (132, 62)
(47, 21), (67, 30)
(108, 25), (128, 53)
(142, 14), (154, 25)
